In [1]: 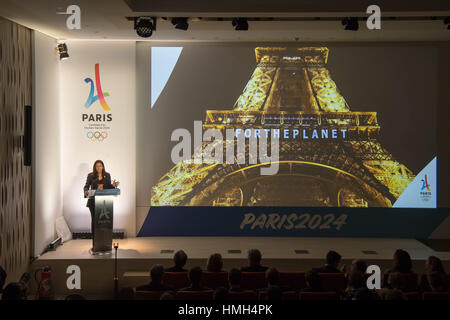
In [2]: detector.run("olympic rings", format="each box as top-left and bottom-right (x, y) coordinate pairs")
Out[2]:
(86, 131), (108, 142)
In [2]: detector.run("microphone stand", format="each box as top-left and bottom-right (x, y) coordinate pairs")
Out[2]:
(113, 242), (119, 299)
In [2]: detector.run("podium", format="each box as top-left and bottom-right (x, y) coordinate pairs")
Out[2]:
(89, 188), (120, 255)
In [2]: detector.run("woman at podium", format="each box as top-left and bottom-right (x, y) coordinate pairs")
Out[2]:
(83, 160), (119, 233)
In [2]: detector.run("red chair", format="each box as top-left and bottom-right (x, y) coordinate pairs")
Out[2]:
(383, 273), (418, 292)
(176, 290), (214, 300)
(241, 272), (267, 290)
(318, 273), (346, 292)
(299, 291), (338, 301)
(202, 272), (229, 289)
(419, 274), (431, 292)
(279, 272), (307, 291)
(423, 291), (450, 300)
(162, 272), (190, 290)
(228, 290), (258, 301)
(135, 290), (165, 300)
(420, 274), (450, 292)
(259, 290), (298, 301)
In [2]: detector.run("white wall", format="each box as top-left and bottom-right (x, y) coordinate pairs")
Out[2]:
(60, 41), (136, 236)
(32, 31), (62, 255)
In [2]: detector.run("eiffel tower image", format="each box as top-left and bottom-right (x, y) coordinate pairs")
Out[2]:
(99, 200), (111, 220)
(151, 47), (414, 207)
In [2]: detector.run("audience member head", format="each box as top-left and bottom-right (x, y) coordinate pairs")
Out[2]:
(228, 268), (242, 288)
(266, 268), (280, 286)
(188, 266), (203, 287)
(65, 293), (86, 300)
(393, 249), (412, 273)
(266, 285), (282, 301)
(213, 287), (228, 300)
(351, 259), (368, 274)
(1, 282), (26, 300)
(426, 256), (445, 274)
(173, 250), (188, 269)
(387, 272), (404, 290)
(248, 249), (262, 267)
(428, 272), (446, 292)
(326, 250), (342, 268)
(384, 289), (407, 301)
(160, 291), (175, 300)
(348, 271), (366, 290)
(117, 287), (135, 300)
(305, 270), (321, 290)
(207, 253), (223, 272)
(150, 264), (165, 284)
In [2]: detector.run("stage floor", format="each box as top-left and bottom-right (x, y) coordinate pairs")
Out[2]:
(39, 236), (450, 261)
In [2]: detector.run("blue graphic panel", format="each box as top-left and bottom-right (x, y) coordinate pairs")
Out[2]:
(138, 206), (449, 238)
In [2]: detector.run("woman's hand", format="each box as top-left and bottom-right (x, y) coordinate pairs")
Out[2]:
(112, 179), (120, 188)
(84, 190), (89, 198)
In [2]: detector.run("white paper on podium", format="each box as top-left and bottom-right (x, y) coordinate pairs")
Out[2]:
(88, 190), (96, 198)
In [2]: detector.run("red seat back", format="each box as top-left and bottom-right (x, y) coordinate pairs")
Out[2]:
(423, 291), (450, 300)
(241, 272), (267, 290)
(401, 273), (419, 292)
(318, 273), (346, 292)
(279, 272), (307, 291)
(202, 272), (229, 289)
(176, 290), (214, 300)
(300, 291), (338, 301)
(162, 272), (190, 290)
(228, 290), (257, 301)
(383, 272), (418, 292)
(420, 274), (450, 292)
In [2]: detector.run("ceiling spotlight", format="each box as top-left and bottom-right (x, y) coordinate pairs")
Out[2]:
(232, 18), (248, 31)
(134, 17), (156, 38)
(171, 18), (189, 30)
(341, 17), (359, 31)
(444, 17), (450, 29)
(56, 43), (69, 60)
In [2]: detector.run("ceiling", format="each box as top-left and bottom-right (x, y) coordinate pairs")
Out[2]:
(0, 0), (449, 42)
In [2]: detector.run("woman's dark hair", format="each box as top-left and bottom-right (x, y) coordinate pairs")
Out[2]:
(393, 249), (412, 273)
(228, 268), (242, 285)
(427, 256), (446, 274)
(266, 268), (280, 286)
(92, 160), (106, 177)
(207, 253), (223, 272)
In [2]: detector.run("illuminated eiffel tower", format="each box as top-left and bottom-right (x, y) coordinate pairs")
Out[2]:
(151, 47), (414, 207)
